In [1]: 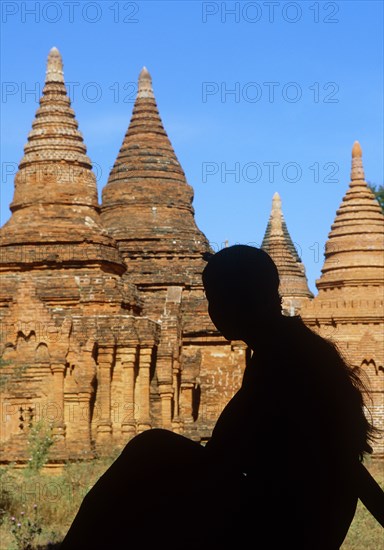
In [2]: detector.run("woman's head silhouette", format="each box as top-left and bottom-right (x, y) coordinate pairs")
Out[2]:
(202, 245), (282, 341)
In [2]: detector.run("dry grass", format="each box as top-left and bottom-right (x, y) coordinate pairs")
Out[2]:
(0, 452), (119, 549)
(341, 458), (383, 550)
(0, 456), (382, 549)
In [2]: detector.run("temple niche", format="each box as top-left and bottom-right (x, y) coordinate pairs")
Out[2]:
(0, 49), (383, 462)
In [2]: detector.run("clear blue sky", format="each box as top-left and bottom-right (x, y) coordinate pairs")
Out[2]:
(1, 1), (383, 293)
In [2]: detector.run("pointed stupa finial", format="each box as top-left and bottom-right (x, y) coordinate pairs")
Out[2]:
(315, 141), (383, 293)
(352, 140), (362, 158)
(138, 66), (154, 99)
(270, 192), (283, 236)
(139, 66), (151, 80)
(46, 46), (64, 83)
(351, 140), (365, 181)
(261, 192), (314, 307)
(272, 191), (282, 210)
(17, 46), (91, 172)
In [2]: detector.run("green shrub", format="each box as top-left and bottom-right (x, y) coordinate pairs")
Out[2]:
(26, 421), (55, 474)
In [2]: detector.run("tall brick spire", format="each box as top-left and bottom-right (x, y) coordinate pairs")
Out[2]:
(101, 66), (211, 311)
(261, 192), (313, 315)
(104, 66), (187, 189)
(0, 47), (123, 270)
(316, 141), (384, 291)
(16, 46), (94, 188)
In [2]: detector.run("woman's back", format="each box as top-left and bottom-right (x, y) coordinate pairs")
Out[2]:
(205, 315), (363, 548)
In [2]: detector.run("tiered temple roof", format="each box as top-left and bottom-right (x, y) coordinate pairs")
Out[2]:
(0, 47), (124, 272)
(316, 141), (384, 292)
(261, 192), (313, 315)
(101, 67), (211, 317)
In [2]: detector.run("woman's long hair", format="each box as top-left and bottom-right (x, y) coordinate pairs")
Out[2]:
(291, 316), (380, 462)
(326, 338), (380, 460)
(203, 244), (381, 462)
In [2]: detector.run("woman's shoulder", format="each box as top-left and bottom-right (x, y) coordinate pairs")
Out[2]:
(280, 315), (336, 355)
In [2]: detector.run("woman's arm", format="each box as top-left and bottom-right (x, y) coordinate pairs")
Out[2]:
(357, 461), (384, 527)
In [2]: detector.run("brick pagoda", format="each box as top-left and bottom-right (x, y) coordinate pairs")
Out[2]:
(301, 142), (384, 454)
(261, 192), (313, 315)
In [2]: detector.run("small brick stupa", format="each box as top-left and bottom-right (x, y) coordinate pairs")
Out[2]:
(261, 192), (313, 315)
(301, 142), (384, 454)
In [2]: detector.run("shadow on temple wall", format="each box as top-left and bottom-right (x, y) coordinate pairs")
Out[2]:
(60, 246), (384, 549)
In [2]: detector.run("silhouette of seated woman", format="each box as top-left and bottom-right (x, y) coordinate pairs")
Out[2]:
(60, 245), (383, 549)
